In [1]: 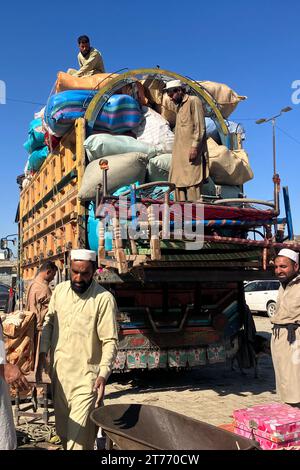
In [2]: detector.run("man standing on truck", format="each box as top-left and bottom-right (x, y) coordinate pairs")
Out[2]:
(166, 80), (209, 201)
(271, 248), (300, 407)
(36, 249), (118, 450)
(67, 35), (105, 77)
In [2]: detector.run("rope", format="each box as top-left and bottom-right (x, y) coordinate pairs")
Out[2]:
(16, 421), (60, 444)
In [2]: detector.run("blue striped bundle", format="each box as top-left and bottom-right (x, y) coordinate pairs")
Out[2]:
(44, 90), (142, 137)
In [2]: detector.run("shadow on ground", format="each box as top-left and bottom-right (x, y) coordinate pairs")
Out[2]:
(106, 355), (276, 400)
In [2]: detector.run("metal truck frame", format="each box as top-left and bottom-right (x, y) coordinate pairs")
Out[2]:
(17, 69), (300, 371)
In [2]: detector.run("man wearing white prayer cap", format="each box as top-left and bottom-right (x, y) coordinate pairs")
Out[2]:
(271, 248), (300, 406)
(37, 248), (118, 450)
(164, 78), (209, 202)
(70, 249), (96, 262)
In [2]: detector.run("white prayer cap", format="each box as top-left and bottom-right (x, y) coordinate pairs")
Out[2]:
(277, 248), (299, 264)
(164, 79), (184, 91)
(70, 249), (96, 262)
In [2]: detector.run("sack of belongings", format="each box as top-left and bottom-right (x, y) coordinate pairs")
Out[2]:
(23, 118), (46, 154)
(205, 118), (246, 145)
(207, 138), (254, 185)
(146, 155), (242, 199)
(2, 311), (36, 374)
(141, 78), (179, 129)
(78, 152), (149, 201)
(84, 133), (158, 161)
(55, 72), (148, 107)
(45, 91), (143, 137)
(55, 71), (119, 93)
(134, 106), (175, 153)
(146, 153), (172, 182)
(28, 146), (49, 172)
(197, 81), (247, 118)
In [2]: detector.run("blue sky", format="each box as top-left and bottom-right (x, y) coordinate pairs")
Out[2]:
(0, 0), (300, 245)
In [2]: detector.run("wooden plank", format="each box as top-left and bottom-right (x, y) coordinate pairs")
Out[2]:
(75, 118), (87, 249)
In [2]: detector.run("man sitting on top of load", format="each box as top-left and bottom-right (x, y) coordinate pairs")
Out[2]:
(67, 35), (105, 77)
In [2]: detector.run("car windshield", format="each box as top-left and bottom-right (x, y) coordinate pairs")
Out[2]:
(244, 281), (280, 292)
(244, 282), (259, 292)
(0, 284), (9, 293)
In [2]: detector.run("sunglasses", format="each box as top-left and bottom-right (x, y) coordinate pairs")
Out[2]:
(167, 88), (180, 96)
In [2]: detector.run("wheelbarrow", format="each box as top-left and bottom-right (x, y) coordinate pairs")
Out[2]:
(90, 404), (260, 450)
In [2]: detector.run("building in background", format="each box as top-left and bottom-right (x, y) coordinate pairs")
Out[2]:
(0, 255), (17, 286)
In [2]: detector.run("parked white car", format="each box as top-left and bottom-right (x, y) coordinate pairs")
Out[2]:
(244, 280), (280, 318)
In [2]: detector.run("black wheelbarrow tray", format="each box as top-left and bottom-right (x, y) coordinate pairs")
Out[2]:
(90, 403), (260, 450)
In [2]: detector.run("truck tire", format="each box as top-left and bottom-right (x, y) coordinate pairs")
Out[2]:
(267, 301), (276, 318)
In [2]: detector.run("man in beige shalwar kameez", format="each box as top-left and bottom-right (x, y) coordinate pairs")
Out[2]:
(271, 248), (300, 406)
(37, 249), (118, 450)
(26, 261), (57, 329)
(166, 80), (209, 202)
(68, 35), (105, 77)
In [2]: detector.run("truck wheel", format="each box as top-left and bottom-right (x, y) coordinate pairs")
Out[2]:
(267, 301), (276, 318)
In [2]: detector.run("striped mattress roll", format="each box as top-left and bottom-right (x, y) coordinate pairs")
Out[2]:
(45, 90), (142, 137)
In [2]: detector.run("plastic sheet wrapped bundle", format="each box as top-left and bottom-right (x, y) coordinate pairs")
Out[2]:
(205, 117), (246, 145)
(23, 117), (46, 153)
(27, 146), (49, 172)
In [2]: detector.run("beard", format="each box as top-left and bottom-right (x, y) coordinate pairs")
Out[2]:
(70, 277), (93, 294)
(172, 95), (183, 105)
(81, 48), (90, 57)
(277, 271), (297, 286)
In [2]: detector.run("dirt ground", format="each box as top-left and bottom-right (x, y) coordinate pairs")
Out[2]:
(104, 314), (276, 426)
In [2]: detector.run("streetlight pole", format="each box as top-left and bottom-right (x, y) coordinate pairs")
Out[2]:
(256, 106), (292, 177)
(272, 117), (276, 176)
(256, 106), (292, 215)
(0, 234), (17, 258)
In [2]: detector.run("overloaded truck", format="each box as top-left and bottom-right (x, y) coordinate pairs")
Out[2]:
(17, 68), (300, 371)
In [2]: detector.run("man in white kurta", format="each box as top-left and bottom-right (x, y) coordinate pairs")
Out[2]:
(38, 249), (118, 450)
(271, 248), (300, 405)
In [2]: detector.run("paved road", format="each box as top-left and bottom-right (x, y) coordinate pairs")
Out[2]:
(15, 314), (276, 450)
(105, 314), (277, 426)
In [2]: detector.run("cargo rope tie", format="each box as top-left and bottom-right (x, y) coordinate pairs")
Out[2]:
(16, 421), (60, 444)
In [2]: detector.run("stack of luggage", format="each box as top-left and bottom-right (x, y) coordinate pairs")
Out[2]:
(20, 71), (254, 247)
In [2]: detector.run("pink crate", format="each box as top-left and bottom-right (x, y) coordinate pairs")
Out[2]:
(233, 403), (300, 445)
(234, 426), (300, 450)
